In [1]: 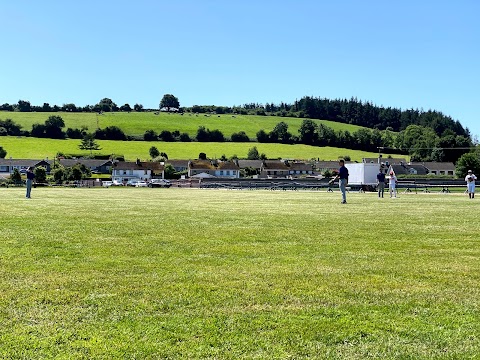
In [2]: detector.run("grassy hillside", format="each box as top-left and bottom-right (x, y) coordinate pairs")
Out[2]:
(0, 111), (366, 138)
(0, 136), (398, 161)
(1, 188), (479, 358)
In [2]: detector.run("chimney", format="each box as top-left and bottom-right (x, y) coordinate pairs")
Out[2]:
(136, 158), (141, 166)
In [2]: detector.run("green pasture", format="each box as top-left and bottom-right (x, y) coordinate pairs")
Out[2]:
(0, 111), (366, 138)
(0, 136), (397, 161)
(0, 188), (479, 359)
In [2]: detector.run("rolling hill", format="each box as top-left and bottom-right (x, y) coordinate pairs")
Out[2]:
(0, 136), (396, 161)
(0, 111), (367, 139)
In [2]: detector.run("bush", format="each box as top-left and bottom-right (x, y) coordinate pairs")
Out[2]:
(149, 146), (160, 159)
(231, 131), (250, 142)
(256, 129), (270, 143)
(94, 126), (126, 140)
(208, 129), (225, 142)
(66, 128), (87, 139)
(144, 130), (158, 141)
(179, 133), (191, 142)
(159, 130), (175, 142)
(10, 168), (22, 184)
(34, 167), (47, 183)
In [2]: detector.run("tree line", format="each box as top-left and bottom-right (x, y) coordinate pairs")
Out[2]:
(0, 94), (181, 114)
(183, 97), (469, 139)
(1, 95), (468, 138)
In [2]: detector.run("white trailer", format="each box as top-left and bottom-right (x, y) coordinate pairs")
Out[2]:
(345, 163), (380, 186)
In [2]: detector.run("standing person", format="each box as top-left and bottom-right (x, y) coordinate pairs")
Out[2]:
(377, 169), (386, 198)
(330, 159), (349, 204)
(388, 171), (397, 198)
(465, 170), (477, 199)
(26, 167), (35, 199)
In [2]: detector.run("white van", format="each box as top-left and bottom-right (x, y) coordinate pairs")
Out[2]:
(102, 181), (113, 187)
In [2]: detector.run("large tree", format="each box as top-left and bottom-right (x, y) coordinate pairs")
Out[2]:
(455, 152), (480, 178)
(298, 119), (318, 145)
(79, 134), (102, 155)
(0, 146), (6, 158)
(247, 146), (260, 160)
(149, 146), (160, 159)
(160, 94), (180, 111)
(95, 98), (118, 112)
(34, 167), (47, 183)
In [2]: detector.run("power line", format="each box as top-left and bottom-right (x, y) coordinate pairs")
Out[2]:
(378, 146), (478, 152)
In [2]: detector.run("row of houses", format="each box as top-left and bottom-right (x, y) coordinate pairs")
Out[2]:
(362, 158), (456, 176)
(0, 157), (456, 181)
(112, 159), (316, 181)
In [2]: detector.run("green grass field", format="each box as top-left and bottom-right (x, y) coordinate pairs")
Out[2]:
(0, 188), (479, 359)
(0, 111), (366, 138)
(0, 136), (398, 161)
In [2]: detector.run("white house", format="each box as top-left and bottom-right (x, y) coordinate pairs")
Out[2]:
(260, 160), (313, 178)
(188, 160), (240, 178)
(411, 162), (455, 176)
(0, 159), (51, 177)
(112, 160), (165, 183)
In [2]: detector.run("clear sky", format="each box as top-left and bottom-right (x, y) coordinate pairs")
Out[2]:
(1, 0), (479, 137)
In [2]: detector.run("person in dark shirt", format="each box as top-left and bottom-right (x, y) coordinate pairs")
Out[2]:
(26, 167), (35, 199)
(377, 170), (386, 198)
(330, 159), (349, 204)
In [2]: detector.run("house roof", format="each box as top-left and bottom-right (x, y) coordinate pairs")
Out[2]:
(314, 161), (343, 170)
(410, 162), (455, 171)
(0, 159), (49, 167)
(58, 159), (113, 168)
(364, 157), (407, 164)
(188, 160), (239, 170)
(191, 172), (216, 178)
(167, 160), (189, 167)
(389, 164), (429, 175)
(113, 161), (164, 171)
(289, 162), (313, 171)
(188, 160), (216, 170)
(237, 160), (263, 169)
(217, 161), (240, 170)
(261, 160), (291, 170)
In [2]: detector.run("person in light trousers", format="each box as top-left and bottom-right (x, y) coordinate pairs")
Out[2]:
(465, 170), (477, 199)
(330, 159), (349, 204)
(26, 167), (35, 199)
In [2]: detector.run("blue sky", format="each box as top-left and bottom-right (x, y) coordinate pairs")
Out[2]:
(1, 0), (479, 137)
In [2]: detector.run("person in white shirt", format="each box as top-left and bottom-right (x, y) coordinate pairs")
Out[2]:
(389, 171), (397, 198)
(465, 170), (477, 199)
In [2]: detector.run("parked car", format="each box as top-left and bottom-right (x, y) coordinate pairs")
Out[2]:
(148, 179), (172, 188)
(112, 180), (124, 186)
(126, 179), (140, 187)
(102, 181), (113, 188)
(135, 181), (148, 187)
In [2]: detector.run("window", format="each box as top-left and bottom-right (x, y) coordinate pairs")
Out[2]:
(144, 170), (148, 175)
(226, 170), (230, 176)
(220, 171), (224, 175)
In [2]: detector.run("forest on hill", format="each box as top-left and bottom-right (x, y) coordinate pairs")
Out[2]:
(1, 96), (469, 137)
